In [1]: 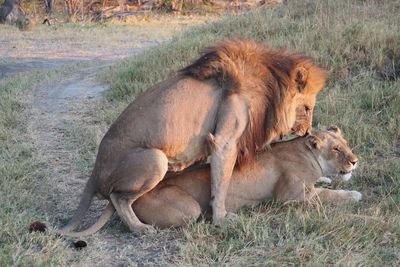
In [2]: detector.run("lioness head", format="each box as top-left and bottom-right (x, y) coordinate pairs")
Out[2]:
(286, 62), (327, 137)
(306, 126), (359, 181)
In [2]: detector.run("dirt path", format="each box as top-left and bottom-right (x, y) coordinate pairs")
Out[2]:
(0, 17), (214, 266)
(30, 60), (181, 266)
(0, 27), (194, 266)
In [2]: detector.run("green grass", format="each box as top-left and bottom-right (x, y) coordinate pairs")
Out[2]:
(102, 0), (400, 265)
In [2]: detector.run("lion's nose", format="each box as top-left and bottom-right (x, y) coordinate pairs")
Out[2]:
(350, 159), (358, 166)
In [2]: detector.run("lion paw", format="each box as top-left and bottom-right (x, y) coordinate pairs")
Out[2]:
(317, 177), (332, 184)
(226, 212), (239, 222)
(340, 172), (352, 182)
(348, 190), (362, 201)
(213, 212), (238, 226)
(131, 224), (156, 236)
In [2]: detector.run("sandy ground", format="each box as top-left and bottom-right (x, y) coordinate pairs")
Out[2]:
(0, 23), (169, 78)
(0, 22), (202, 266)
(30, 62), (183, 266)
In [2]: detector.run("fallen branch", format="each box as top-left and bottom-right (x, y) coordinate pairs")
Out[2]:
(99, 5), (119, 13)
(105, 10), (150, 19)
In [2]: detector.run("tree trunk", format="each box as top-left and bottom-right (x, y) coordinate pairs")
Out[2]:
(118, 0), (127, 11)
(65, 0), (80, 21)
(0, 0), (27, 26)
(0, 0), (15, 23)
(44, 0), (55, 13)
(65, 0), (73, 18)
(172, 0), (183, 12)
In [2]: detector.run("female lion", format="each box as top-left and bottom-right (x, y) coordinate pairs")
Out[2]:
(61, 126), (360, 236)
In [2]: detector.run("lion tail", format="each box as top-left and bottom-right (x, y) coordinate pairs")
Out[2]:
(58, 203), (115, 237)
(60, 173), (97, 232)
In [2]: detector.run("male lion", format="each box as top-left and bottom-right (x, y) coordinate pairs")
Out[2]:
(60, 126), (360, 236)
(61, 40), (327, 234)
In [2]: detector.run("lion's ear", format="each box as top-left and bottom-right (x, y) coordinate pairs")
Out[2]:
(306, 135), (322, 150)
(327, 125), (342, 136)
(294, 66), (309, 92)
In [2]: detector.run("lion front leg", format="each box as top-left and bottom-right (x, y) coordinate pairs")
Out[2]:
(208, 94), (248, 225)
(314, 188), (362, 203)
(209, 140), (238, 225)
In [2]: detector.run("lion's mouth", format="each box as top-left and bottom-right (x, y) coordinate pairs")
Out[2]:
(340, 170), (351, 175)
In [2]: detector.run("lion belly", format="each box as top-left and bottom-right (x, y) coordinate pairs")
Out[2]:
(167, 148), (208, 172)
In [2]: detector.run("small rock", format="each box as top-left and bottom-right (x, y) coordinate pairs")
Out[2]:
(73, 240), (87, 250)
(35, 244), (44, 252)
(29, 221), (47, 233)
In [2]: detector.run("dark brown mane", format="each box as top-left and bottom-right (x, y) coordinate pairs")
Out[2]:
(180, 40), (323, 167)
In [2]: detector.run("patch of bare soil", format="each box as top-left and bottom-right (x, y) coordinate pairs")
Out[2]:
(18, 38), (182, 266)
(0, 46), (148, 79)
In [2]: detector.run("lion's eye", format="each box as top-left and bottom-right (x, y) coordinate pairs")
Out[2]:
(333, 147), (340, 153)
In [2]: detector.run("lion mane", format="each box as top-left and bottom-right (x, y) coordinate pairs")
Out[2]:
(181, 40), (327, 166)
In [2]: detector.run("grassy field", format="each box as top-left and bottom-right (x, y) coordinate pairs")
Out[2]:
(1, 0), (399, 266)
(102, 0), (400, 265)
(0, 66), (86, 266)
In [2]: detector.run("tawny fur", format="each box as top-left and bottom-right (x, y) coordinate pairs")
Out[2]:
(60, 40), (328, 234)
(135, 127), (360, 228)
(61, 127), (360, 235)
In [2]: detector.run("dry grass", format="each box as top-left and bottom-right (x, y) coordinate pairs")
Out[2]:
(0, 15), (213, 61)
(0, 66), (86, 266)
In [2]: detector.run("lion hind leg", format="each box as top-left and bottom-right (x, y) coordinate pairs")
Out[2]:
(134, 185), (202, 228)
(110, 192), (153, 234)
(108, 148), (168, 234)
